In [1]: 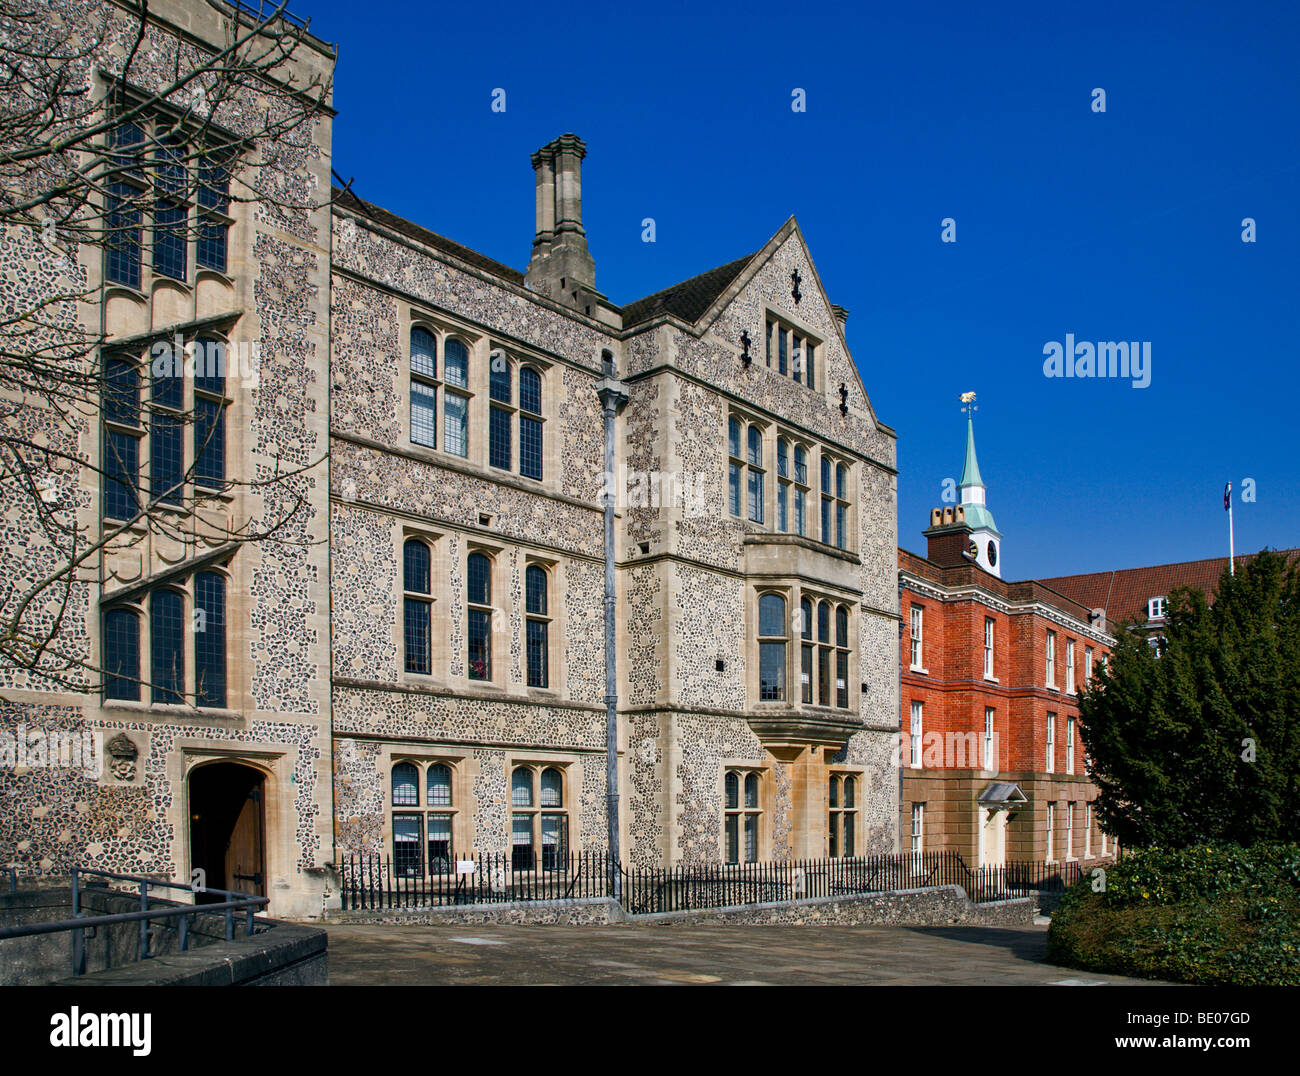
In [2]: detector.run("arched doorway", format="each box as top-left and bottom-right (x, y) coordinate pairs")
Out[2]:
(189, 761), (267, 904)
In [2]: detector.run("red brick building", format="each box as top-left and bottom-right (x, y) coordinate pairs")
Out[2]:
(898, 410), (1115, 867)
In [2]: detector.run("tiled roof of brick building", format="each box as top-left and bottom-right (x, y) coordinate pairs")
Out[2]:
(1039, 548), (1300, 628)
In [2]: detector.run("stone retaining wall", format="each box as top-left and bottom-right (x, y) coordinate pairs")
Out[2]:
(635, 885), (1034, 927)
(326, 886), (1035, 928)
(331, 896), (620, 926)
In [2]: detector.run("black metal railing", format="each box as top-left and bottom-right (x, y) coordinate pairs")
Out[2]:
(338, 849), (1116, 914)
(0, 867), (268, 977)
(339, 850), (610, 910)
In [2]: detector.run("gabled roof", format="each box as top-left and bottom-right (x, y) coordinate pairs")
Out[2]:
(332, 187), (525, 286)
(621, 252), (758, 329)
(978, 783), (1027, 806)
(334, 183), (758, 328)
(1039, 549), (1300, 628)
(328, 190), (889, 434)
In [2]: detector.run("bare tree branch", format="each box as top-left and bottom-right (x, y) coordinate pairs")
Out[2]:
(0, 0), (335, 700)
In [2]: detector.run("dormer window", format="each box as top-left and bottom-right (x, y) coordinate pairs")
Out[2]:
(1147, 596), (1167, 620)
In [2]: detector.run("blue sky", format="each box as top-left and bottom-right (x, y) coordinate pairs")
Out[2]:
(307, 0), (1299, 579)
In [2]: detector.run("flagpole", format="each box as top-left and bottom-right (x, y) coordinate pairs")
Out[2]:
(1227, 481), (1235, 575)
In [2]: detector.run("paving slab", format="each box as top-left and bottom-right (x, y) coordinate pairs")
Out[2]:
(324, 921), (1173, 986)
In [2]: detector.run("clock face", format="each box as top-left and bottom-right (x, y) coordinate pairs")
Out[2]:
(987, 540), (997, 567)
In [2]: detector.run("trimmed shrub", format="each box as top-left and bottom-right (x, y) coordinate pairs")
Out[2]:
(1048, 843), (1300, 985)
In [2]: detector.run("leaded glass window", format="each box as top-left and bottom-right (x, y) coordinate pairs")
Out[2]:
(149, 589), (185, 705)
(403, 539), (432, 675)
(103, 608), (140, 701)
(757, 593), (786, 702)
(467, 552), (492, 681)
(194, 571), (226, 708)
(525, 564), (549, 688)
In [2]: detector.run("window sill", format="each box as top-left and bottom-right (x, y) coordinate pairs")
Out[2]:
(152, 500), (190, 518)
(150, 274), (194, 295)
(753, 700), (856, 716)
(338, 430), (566, 502)
(101, 700), (237, 719)
(983, 674), (999, 684)
(103, 281), (150, 304)
(740, 531), (860, 564)
(102, 516), (150, 535)
(401, 672), (448, 691)
(194, 266), (235, 287)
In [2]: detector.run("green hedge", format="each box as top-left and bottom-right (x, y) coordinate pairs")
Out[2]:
(1047, 843), (1300, 986)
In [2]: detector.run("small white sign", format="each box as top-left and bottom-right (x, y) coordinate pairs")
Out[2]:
(456, 860), (476, 876)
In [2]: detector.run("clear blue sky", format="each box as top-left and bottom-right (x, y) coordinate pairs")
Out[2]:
(305, 0), (1299, 580)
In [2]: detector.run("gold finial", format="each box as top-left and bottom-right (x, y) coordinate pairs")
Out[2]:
(960, 390), (977, 414)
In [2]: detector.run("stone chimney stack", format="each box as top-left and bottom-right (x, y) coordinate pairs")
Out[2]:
(525, 133), (596, 306)
(530, 147), (556, 271)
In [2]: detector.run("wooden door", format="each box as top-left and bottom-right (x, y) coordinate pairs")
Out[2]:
(988, 811), (1007, 868)
(225, 785), (265, 896)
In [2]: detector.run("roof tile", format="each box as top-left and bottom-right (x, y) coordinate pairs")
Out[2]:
(1040, 549), (1300, 627)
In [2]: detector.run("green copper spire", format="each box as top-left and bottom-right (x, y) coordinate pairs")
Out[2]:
(959, 414), (984, 491)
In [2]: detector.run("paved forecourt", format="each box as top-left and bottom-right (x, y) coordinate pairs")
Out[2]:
(324, 922), (1173, 986)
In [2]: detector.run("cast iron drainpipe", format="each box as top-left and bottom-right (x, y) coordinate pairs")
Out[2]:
(596, 350), (628, 902)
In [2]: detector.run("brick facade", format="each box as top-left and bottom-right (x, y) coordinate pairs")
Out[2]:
(898, 434), (1117, 868)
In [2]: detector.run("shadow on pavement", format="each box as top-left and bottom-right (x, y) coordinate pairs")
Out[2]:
(904, 925), (1050, 961)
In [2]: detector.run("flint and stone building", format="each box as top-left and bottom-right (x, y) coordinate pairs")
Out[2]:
(0, 0), (900, 916)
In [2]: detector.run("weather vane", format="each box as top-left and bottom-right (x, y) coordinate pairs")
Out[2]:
(960, 390), (977, 414)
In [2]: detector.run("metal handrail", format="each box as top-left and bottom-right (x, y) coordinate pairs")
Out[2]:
(0, 866), (268, 977)
(0, 899), (269, 938)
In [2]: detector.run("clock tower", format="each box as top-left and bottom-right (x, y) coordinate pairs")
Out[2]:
(923, 393), (1003, 577)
